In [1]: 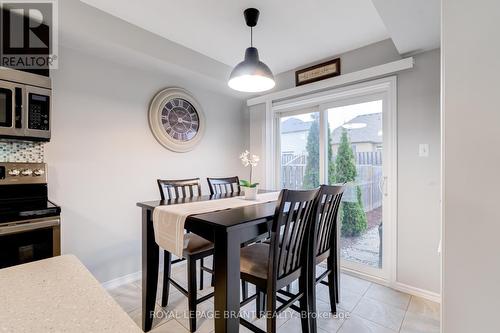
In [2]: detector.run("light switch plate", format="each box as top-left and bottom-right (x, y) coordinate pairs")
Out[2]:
(419, 144), (429, 157)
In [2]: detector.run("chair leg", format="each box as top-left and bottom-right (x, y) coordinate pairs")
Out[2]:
(161, 251), (172, 307)
(241, 281), (248, 301)
(333, 239), (340, 304)
(310, 268), (319, 333)
(187, 258), (197, 332)
(334, 260), (340, 304)
(256, 288), (265, 319)
(266, 289), (277, 333)
(210, 260), (215, 287)
(200, 258), (204, 290)
(299, 274), (314, 333)
(327, 258), (337, 313)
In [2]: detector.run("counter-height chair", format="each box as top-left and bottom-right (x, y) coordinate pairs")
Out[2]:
(311, 184), (344, 314)
(239, 188), (319, 333)
(207, 175), (264, 300)
(207, 176), (241, 195)
(157, 178), (214, 333)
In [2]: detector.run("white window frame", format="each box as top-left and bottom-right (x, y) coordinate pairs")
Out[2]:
(268, 76), (398, 283)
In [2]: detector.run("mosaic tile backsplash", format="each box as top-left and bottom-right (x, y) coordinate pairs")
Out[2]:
(0, 140), (44, 163)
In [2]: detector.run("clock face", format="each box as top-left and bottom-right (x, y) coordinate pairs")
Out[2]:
(161, 98), (199, 142)
(149, 88), (206, 152)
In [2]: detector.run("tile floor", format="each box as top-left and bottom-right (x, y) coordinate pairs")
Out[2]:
(107, 261), (440, 333)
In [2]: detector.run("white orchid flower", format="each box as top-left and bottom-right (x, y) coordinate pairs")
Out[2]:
(239, 150), (260, 187)
(239, 150), (250, 160)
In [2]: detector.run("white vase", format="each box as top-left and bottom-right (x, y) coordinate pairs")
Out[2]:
(243, 186), (258, 200)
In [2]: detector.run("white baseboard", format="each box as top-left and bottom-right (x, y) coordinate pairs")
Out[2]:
(102, 270), (141, 290)
(102, 255), (180, 291)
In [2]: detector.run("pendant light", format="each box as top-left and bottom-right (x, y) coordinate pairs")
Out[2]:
(228, 8), (275, 93)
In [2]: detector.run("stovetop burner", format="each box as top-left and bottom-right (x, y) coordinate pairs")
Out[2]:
(0, 198), (60, 224)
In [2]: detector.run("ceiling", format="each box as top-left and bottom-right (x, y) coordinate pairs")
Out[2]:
(79, 0), (440, 75)
(79, 0), (390, 74)
(372, 0), (440, 55)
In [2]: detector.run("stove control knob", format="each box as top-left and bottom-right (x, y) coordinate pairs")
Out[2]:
(21, 169), (33, 177)
(8, 169), (20, 176)
(33, 169), (45, 176)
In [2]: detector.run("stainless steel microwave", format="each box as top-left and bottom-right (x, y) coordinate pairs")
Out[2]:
(0, 67), (51, 141)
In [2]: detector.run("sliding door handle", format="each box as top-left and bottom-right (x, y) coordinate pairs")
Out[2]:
(379, 176), (388, 197)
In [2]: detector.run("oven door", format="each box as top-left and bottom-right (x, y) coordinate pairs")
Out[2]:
(0, 217), (60, 269)
(0, 81), (23, 138)
(24, 85), (51, 140)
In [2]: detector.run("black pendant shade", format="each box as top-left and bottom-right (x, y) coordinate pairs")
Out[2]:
(228, 8), (275, 92)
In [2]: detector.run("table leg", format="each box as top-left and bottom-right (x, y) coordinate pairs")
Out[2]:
(142, 208), (159, 332)
(213, 229), (241, 333)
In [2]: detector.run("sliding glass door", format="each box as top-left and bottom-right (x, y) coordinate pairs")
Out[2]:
(324, 98), (387, 277)
(275, 79), (396, 280)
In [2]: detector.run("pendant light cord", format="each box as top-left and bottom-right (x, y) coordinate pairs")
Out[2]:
(250, 27), (253, 47)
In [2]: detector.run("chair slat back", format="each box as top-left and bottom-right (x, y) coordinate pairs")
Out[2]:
(157, 178), (202, 200)
(207, 177), (241, 195)
(269, 188), (319, 281)
(314, 185), (344, 257)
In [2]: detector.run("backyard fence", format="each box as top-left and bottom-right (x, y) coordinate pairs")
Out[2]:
(281, 151), (383, 212)
(281, 153), (307, 189)
(356, 151), (382, 165)
(353, 164), (383, 212)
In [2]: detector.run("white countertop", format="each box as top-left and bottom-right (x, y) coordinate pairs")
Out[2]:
(0, 255), (142, 333)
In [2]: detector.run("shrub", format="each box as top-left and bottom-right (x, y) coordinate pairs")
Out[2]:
(335, 129), (367, 237)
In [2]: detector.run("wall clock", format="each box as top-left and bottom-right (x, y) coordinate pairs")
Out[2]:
(148, 88), (206, 152)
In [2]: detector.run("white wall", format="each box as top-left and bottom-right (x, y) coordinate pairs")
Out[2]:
(249, 103), (267, 188)
(46, 2), (247, 283)
(397, 49), (441, 294)
(249, 42), (441, 297)
(442, 0), (500, 332)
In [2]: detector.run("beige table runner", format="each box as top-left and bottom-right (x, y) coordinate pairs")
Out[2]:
(153, 191), (280, 257)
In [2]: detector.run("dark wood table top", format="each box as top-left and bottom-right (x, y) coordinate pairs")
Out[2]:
(136, 190), (278, 230)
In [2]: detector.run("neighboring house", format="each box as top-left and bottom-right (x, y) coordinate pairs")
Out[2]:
(280, 113), (382, 156)
(280, 117), (312, 155)
(332, 113), (382, 154)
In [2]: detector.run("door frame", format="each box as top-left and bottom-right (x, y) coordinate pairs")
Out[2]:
(270, 76), (398, 283)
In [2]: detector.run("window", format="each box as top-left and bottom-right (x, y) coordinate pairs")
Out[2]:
(279, 111), (319, 190)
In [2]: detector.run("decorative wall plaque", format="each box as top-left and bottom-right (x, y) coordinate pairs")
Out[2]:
(295, 58), (341, 86)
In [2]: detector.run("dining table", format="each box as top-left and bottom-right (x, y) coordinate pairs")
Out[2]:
(137, 191), (327, 333)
